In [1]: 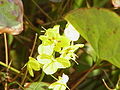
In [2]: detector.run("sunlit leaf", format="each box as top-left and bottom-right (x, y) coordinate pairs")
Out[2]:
(27, 63), (34, 77)
(65, 8), (120, 68)
(27, 57), (41, 77)
(29, 57), (41, 71)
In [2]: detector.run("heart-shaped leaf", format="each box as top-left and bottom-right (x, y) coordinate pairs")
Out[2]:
(0, 0), (23, 35)
(65, 8), (120, 68)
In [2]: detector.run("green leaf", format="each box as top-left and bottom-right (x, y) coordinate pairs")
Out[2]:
(27, 57), (41, 77)
(29, 57), (41, 71)
(65, 8), (120, 68)
(25, 82), (50, 90)
(8, 34), (14, 46)
(85, 43), (98, 62)
(72, 0), (84, 9)
(27, 63), (34, 77)
(0, 0), (23, 35)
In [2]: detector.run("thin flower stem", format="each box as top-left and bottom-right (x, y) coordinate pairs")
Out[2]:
(39, 70), (45, 82)
(66, 85), (70, 90)
(42, 19), (64, 26)
(21, 70), (28, 86)
(116, 76), (120, 86)
(4, 33), (9, 90)
(0, 61), (33, 83)
(102, 79), (114, 90)
(50, 75), (58, 81)
(0, 61), (20, 74)
(4, 33), (8, 65)
(30, 33), (38, 57)
(102, 70), (115, 88)
(31, 0), (53, 21)
(15, 81), (25, 90)
(21, 33), (38, 86)
(59, 0), (70, 17)
(24, 14), (40, 33)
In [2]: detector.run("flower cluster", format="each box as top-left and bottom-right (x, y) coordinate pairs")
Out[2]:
(26, 23), (84, 90)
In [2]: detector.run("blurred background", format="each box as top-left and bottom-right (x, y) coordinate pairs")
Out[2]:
(0, 0), (120, 89)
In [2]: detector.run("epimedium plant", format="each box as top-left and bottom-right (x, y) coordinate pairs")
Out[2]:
(1, 0), (120, 89)
(26, 23), (84, 90)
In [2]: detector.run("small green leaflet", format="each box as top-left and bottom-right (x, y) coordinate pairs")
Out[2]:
(27, 57), (41, 77)
(0, 0), (23, 35)
(65, 8), (120, 68)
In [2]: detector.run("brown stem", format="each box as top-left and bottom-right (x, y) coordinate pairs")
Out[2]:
(31, 0), (53, 21)
(20, 33), (38, 86)
(71, 63), (97, 90)
(4, 33), (9, 90)
(102, 79), (114, 90)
